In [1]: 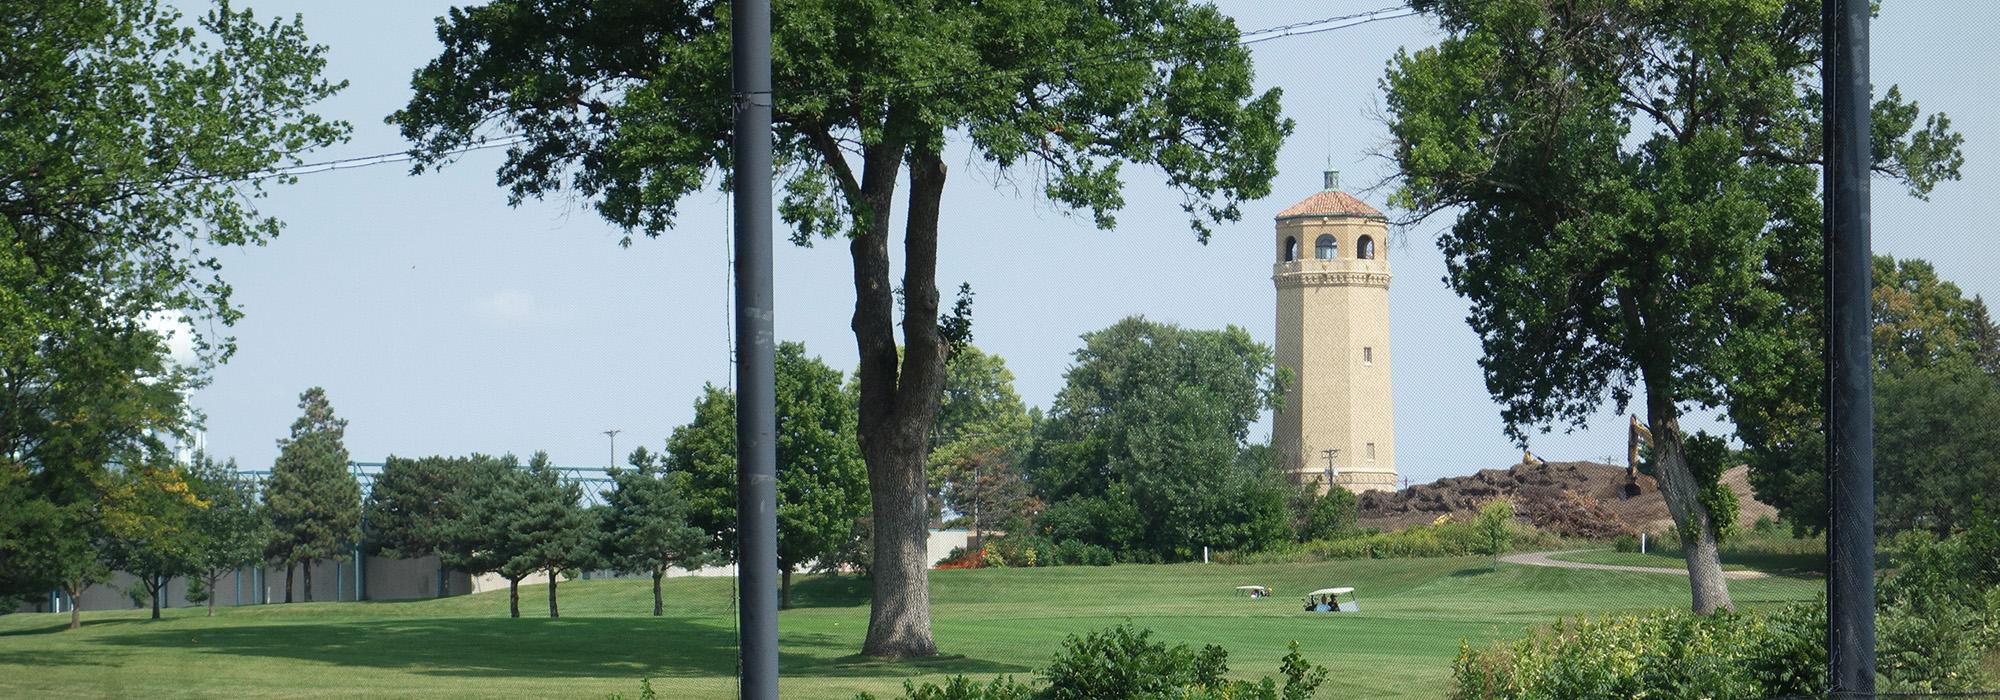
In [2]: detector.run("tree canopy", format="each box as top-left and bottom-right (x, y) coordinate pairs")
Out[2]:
(671, 342), (870, 609)
(1385, 0), (1962, 614)
(1028, 317), (1290, 562)
(184, 453), (270, 616)
(265, 387), (361, 603)
(602, 447), (710, 616)
(392, 0), (1290, 657)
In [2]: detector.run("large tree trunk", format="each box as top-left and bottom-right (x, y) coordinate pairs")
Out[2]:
(302, 561), (314, 603)
(547, 568), (559, 618)
(1645, 393), (1734, 614)
(206, 574), (217, 617)
(508, 577), (520, 618)
(652, 567), (664, 617)
(284, 562), (295, 603)
(781, 566), (793, 610)
(853, 146), (947, 659)
(149, 576), (162, 620)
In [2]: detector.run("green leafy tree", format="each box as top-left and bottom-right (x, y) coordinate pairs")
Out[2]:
(1749, 257), (2000, 534)
(494, 452), (598, 619)
(602, 446), (711, 616)
(100, 461), (204, 620)
(184, 453), (270, 617)
(264, 387), (361, 603)
(1292, 481), (1358, 543)
(1473, 498), (1516, 560)
(0, 0), (342, 622)
(932, 346), (1037, 538)
(445, 460), (535, 617)
(1384, 0), (1961, 613)
(392, 0), (1289, 657)
(1874, 363), (2000, 535)
(673, 342), (870, 609)
(1029, 317), (1291, 562)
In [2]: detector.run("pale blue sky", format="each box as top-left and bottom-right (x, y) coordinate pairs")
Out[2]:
(184, 1), (1998, 484)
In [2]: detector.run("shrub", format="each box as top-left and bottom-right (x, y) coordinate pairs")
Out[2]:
(1452, 606), (1821, 700)
(1611, 534), (1640, 553)
(863, 624), (1327, 700)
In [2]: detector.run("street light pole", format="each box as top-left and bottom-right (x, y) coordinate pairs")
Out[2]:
(731, 0), (780, 696)
(603, 429), (622, 468)
(1825, 0), (1875, 694)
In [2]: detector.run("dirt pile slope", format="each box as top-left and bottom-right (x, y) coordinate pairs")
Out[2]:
(1355, 460), (1776, 538)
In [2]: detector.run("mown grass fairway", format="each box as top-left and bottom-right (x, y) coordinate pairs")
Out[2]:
(0, 557), (1824, 698)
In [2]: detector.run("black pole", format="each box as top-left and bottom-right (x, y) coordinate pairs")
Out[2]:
(1824, 0), (1874, 696)
(731, 0), (779, 697)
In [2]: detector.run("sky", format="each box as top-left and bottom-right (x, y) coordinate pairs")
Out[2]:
(178, 1), (2000, 485)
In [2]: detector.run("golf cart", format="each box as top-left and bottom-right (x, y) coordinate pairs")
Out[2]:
(1234, 585), (1271, 598)
(1303, 587), (1358, 612)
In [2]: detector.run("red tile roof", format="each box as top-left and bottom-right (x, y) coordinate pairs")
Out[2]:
(1275, 190), (1385, 220)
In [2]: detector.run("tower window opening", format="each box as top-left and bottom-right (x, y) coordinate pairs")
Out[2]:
(1314, 234), (1338, 260)
(1363, 347), (1373, 365)
(1282, 236), (1299, 262)
(1357, 235), (1377, 260)
(1366, 443), (1377, 462)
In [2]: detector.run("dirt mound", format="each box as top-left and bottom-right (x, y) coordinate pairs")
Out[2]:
(1355, 460), (1775, 538)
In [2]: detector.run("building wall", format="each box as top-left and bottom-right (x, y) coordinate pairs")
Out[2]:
(1273, 215), (1399, 494)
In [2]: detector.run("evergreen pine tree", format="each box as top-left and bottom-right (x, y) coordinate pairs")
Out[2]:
(264, 387), (360, 603)
(602, 447), (709, 616)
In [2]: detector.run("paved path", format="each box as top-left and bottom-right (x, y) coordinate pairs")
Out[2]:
(1501, 550), (1770, 580)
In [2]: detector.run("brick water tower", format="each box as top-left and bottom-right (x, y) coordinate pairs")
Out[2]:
(1271, 171), (1398, 494)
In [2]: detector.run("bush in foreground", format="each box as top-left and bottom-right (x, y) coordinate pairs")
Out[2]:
(857, 624), (1327, 700)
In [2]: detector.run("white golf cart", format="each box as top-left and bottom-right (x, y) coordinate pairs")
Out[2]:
(1302, 587), (1359, 612)
(1234, 585), (1271, 598)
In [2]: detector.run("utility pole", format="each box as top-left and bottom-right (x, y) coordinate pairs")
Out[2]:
(731, 0), (779, 696)
(1321, 448), (1340, 490)
(1825, 0), (1875, 695)
(603, 429), (622, 468)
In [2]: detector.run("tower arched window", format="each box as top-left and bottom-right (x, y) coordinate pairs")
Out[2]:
(1357, 235), (1377, 260)
(1314, 234), (1338, 260)
(1282, 236), (1298, 262)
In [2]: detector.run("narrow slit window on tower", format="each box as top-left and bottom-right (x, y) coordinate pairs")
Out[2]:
(1363, 346), (1373, 365)
(1283, 236), (1299, 262)
(1314, 234), (1338, 260)
(1366, 443), (1377, 462)
(1357, 235), (1376, 260)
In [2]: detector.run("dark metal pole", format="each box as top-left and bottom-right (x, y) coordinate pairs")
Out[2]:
(1824, 0), (1874, 695)
(732, 0), (779, 697)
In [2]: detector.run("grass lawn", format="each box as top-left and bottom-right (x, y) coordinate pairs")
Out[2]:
(0, 556), (1824, 699)
(1549, 549), (1828, 575)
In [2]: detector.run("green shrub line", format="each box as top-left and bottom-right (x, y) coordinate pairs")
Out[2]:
(853, 624), (1329, 700)
(1213, 518), (1586, 566)
(1456, 525), (2000, 698)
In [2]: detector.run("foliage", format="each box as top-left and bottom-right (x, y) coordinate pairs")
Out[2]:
(601, 447), (710, 615)
(1472, 499), (1516, 557)
(2, 0), (342, 612)
(1387, 0), (1960, 613)
(860, 625), (1327, 700)
(1029, 317), (1291, 561)
(1291, 484), (1358, 543)
(932, 346), (1038, 532)
(183, 453), (270, 616)
(498, 452), (599, 618)
(428, 454), (522, 582)
(1219, 520), (1579, 565)
(392, 0), (1291, 657)
(100, 460), (207, 619)
(366, 453), (515, 597)
(264, 387), (361, 602)
(1750, 257), (2000, 534)
(1452, 606), (1822, 699)
(671, 342), (870, 606)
